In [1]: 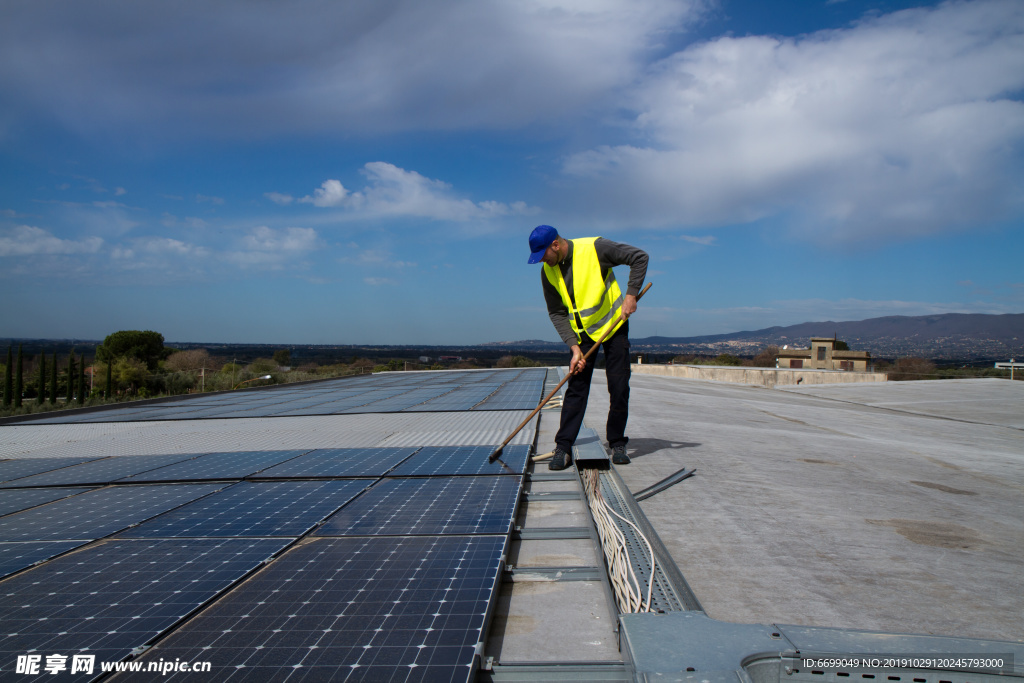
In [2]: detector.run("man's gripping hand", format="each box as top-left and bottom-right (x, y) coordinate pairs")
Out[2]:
(569, 345), (587, 375)
(621, 294), (637, 320)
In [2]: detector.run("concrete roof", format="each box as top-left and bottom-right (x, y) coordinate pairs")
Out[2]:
(582, 373), (1023, 641)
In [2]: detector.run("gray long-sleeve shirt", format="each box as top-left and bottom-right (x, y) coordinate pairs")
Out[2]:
(541, 237), (648, 348)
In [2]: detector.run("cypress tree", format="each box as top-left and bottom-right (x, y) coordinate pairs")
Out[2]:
(14, 345), (22, 408)
(3, 346), (11, 407)
(106, 359), (113, 400)
(50, 352), (57, 405)
(78, 353), (86, 404)
(37, 352), (46, 405)
(66, 351), (75, 403)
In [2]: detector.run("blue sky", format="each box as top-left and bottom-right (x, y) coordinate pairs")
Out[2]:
(1, 0), (1022, 345)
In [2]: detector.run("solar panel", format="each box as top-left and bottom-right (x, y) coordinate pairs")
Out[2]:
(0, 457), (103, 483)
(341, 387), (455, 413)
(0, 484), (223, 541)
(119, 480), (369, 538)
(0, 487), (93, 518)
(404, 384), (503, 412)
(251, 447), (418, 479)
(119, 535), (507, 683)
(0, 538), (290, 678)
(21, 369), (554, 424)
(0, 541), (86, 580)
(120, 450), (309, 482)
(387, 445), (531, 477)
(0, 454), (198, 489)
(315, 476), (521, 537)
(473, 379), (544, 410)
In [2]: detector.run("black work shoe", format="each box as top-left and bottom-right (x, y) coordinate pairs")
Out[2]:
(612, 445), (631, 465)
(547, 447), (571, 471)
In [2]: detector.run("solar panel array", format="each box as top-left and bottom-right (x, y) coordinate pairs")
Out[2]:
(0, 367), (546, 681)
(29, 368), (547, 424)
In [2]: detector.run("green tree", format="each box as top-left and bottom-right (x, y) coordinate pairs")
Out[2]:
(249, 358), (278, 374)
(37, 352), (47, 405)
(752, 346), (780, 368)
(496, 355), (542, 368)
(3, 345), (11, 407)
(106, 360), (113, 399)
(97, 330), (166, 371)
(78, 352), (86, 404)
(888, 357), (936, 381)
(66, 351), (76, 403)
(50, 351), (57, 404)
(273, 349), (291, 366)
(713, 353), (743, 366)
(835, 340), (850, 351)
(14, 345), (24, 408)
(114, 357), (149, 394)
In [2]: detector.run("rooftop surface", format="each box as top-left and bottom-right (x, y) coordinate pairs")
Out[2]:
(584, 374), (1023, 641)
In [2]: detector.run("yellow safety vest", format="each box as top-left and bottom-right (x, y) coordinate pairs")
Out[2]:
(543, 237), (625, 343)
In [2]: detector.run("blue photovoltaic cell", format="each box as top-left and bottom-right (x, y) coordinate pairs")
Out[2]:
(0, 457), (103, 483)
(315, 476), (521, 537)
(251, 447), (418, 479)
(26, 368), (550, 423)
(473, 379), (544, 410)
(0, 454), (198, 489)
(0, 538), (290, 682)
(119, 450), (308, 482)
(0, 487), (93, 517)
(119, 480), (369, 538)
(0, 541), (87, 580)
(0, 484), (223, 541)
(387, 445), (531, 477)
(341, 387), (454, 413)
(404, 384), (502, 412)
(118, 535), (507, 683)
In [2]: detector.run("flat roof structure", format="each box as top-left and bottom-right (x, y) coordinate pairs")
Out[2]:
(583, 374), (1023, 640)
(0, 369), (1020, 682)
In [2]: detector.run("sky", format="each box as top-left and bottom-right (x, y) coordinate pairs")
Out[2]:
(1, 0), (1022, 345)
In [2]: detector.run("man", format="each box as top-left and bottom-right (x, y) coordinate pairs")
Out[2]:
(527, 225), (648, 470)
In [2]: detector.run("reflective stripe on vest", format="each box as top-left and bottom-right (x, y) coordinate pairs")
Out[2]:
(543, 237), (625, 343)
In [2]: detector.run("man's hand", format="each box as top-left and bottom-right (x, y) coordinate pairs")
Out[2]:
(621, 293), (637, 320)
(569, 345), (587, 375)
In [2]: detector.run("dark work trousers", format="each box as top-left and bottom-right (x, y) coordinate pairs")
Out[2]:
(555, 321), (630, 453)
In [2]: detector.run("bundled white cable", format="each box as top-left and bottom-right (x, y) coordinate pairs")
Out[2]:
(581, 468), (657, 613)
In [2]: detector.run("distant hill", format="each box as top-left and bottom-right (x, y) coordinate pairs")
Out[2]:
(632, 313), (1024, 359)
(479, 339), (564, 349)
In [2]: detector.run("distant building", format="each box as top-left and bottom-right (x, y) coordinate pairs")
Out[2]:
(438, 356), (463, 362)
(777, 338), (870, 371)
(419, 356), (432, 364)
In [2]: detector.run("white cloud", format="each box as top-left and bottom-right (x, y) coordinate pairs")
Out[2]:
(296, 162), (539, 221)
(561, 0), (1024, 241)
(340, 245), (416, 269)
(196, 194), (224, 205)
(0, 1), (705, 139)
(241, 226), (318, 252)
(226, 226), (320, 269)
(114, 187), (126, 196)
(364, 276), (396, 286)
(264, 191), (294, 205)
(136, 236), (209, 257)
(680, 235), (715, 246)
(300, 180), (348, 208)
(0, 225), (102, 256)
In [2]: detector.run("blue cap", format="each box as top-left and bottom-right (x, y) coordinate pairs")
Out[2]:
(528, 225), (558, 264)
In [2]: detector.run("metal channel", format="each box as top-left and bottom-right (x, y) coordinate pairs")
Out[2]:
(482, 662), (630, 682)
(596, 467), (703, 613)
(503, 566), (603, 582)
